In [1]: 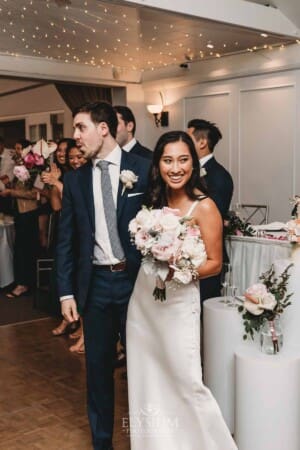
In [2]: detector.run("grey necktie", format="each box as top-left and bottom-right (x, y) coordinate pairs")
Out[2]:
(97, 160), (125, 261)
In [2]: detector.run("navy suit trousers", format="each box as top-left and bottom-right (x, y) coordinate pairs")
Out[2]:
(83, 267), (134, 450)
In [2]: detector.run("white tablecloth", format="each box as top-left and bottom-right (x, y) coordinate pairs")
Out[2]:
(225, 235), (292, 294)
(0, 221), (14, 287)
(235, 345), (300, 450)
(203, 297), (244, 433)
(203, 297), (300, 447)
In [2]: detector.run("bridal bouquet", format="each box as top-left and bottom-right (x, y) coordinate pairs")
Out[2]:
(129, 206), (207, 301)
(13, 139), (57, 187)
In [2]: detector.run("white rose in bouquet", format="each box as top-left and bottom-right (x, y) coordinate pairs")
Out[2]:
(181, 237), (207, 267)
(159, 212), (182, 237)
(134, 208), (157, 231)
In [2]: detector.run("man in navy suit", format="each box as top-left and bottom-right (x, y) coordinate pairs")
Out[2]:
(114, 105), (152, 160)
(56, 102), (151, 450)
(187, 119), (234, 301)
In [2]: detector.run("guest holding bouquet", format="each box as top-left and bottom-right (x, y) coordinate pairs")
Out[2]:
(126, 131), (237, 449)
(0, 138), (56, 298)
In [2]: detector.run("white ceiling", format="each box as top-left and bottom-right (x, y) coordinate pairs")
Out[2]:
(0, 0), (298, 80)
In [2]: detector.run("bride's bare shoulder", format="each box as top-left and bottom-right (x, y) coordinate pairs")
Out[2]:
(194, 196), (221, 221)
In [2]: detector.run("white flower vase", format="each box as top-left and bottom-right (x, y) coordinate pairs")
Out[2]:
(260, 317), (283, 355)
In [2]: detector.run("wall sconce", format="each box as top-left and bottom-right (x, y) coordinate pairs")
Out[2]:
(146, 93), (169, 127)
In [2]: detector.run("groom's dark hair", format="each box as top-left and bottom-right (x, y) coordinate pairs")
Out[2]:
(187, 119), (222, 152)
(73, 101), (118, 138)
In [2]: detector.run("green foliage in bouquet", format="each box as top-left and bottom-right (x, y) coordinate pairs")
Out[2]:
(238, 263), (293, 340)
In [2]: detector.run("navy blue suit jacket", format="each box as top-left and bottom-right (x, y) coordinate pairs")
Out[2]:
(130, 141), (152, 160)
(200, 156), (234, 301)
(56, 150), (151, 311)
(202, 156), (233, 220)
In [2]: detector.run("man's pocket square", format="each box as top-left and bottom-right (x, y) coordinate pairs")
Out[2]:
(127, 192), (144, 197)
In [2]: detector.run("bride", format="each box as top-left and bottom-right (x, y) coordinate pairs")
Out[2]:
(126, 131), (237, 450)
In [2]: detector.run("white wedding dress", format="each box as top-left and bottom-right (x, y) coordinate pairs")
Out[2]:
(126, 202), (237, 450)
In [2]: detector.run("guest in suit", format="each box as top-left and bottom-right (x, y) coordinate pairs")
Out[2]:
(187, 119), (234, 301)
(114, 105), (152, 160)
(56, 101), (151, 450)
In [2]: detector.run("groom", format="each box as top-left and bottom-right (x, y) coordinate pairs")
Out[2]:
(56, 101), (150, 450)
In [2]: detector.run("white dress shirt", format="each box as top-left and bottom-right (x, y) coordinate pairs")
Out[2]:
(122, 138), (136, 152)
(92, 145), (123, 265)
(200, 153), (214, 167)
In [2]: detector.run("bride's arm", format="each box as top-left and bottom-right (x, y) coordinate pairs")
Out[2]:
(194, 198), (223, 279)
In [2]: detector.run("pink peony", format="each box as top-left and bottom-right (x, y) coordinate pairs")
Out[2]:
(152, 232), (180, 261)
(246, 283), (268, 299)
(23, 152), (36, 169)
(135, 230), (154, 253)
(186, 225), (200, 237)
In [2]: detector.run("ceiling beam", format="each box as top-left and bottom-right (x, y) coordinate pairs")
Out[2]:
(0, 54), (142, 84)
(124, 0), (300, 37)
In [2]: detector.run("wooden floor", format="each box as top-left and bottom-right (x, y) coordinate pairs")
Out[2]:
(0, 317), (130, 450)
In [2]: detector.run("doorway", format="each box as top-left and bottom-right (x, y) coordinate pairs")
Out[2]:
(0, 119), (26, 148)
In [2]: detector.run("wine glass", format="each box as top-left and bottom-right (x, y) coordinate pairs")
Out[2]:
(227, 285), (238, 307)
(220, 262), (232, 304)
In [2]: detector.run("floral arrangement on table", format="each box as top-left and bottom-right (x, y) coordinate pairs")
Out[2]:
(290, 195), (300, 219)
(129, 206), (207, 301)
(286, 195), (300, 243)
(238, 264), (293, 352)
(13, 139), (57, 187)
(224, 212), (255, 237)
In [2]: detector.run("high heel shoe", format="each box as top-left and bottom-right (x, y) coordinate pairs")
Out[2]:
(52, 319), (69, 336)
(6, 286), (30, 298)
(69, 335), (85, 354)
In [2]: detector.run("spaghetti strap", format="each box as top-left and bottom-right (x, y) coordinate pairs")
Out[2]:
(186, 200), (199, 216)
(186, 195), (207, 216)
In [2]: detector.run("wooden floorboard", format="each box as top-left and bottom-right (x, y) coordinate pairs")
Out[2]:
(0, 318), (130, 450)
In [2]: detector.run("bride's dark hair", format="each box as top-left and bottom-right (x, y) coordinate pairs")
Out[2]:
(145, 130), (209, 208)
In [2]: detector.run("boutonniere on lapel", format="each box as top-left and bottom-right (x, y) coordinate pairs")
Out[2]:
(200, 167), (207, 177)
(120, 170), (138, 195)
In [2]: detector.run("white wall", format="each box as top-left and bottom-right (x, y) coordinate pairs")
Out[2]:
(141, 58), (300, 222)
(0, 83), (73, 139)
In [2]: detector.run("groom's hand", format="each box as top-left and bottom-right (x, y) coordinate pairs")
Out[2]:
(61, 298), (79, 322)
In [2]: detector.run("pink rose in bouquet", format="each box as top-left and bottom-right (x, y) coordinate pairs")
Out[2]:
(129, 206), (207, 301)
(24, 152), (36, 169)
(151, 232), (181, 261)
